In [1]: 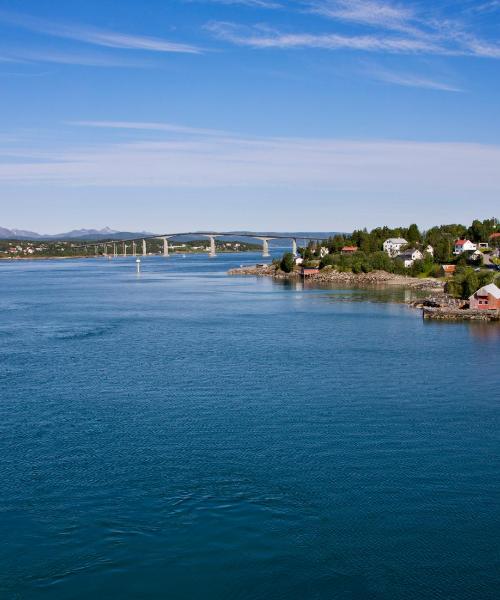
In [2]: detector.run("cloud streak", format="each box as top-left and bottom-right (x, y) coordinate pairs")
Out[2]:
(68, 120), (232, 137)
(205, 0), (500, 59)
(206, 21), (449, 54)
(1, 125), (499, 204)
(0, 9), (203, 54)
(367, 67), (463, 92)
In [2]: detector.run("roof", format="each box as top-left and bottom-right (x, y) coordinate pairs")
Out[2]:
(455, 239), (472, 246)
(342, 246), (358, 251)
(490, 232), (500, 239)
(399, 248), (420, 259)
(384, 238), (407, 244)
(472, 283), (500, 299)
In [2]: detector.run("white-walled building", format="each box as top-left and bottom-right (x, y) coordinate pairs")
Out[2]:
(454, 239), (477, 254)
(398, 248), (423, 268)
(383, 238), (408, 257)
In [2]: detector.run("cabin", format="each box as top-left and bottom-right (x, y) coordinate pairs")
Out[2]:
(301, 266), (319, 277)
(469, 283), (500, 310)
(441, 264), (456, 277)
(398, 248), (423, 268)
(341, 246), (358, 254)
(383, 238), (408, 257)
(453, 239), (476, 254)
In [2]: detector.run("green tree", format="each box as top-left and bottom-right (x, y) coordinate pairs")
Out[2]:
(407, 223), (421, 244)
(280, 252), (295, 273)
(461, 269), (479, 299)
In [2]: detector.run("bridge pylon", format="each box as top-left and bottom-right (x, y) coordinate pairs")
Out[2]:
(254, 237), (276, 258)
(204, 235), (220, 258)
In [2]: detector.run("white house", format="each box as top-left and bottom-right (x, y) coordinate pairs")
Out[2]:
(319, 247), (329, 258)
(398, 248), (423, 268)
(454, 239), (477, 254)
(425, 245), (434, 256)
(383, 238), (408, 257)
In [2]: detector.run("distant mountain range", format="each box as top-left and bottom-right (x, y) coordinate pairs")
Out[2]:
(0, 227), (156, 241)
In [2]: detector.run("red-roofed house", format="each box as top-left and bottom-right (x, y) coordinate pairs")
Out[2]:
(341, 246), (358, 254)
(454, 239), (476, 255)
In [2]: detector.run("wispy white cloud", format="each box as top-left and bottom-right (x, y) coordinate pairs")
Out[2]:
(308, 0), (418, 33)
(1, 48), (150, 68)
(366, 67), (463, 92)
(469, 1), (500, 13)
(197, 0), (283, 7)
(0, 9), (203, 54)
(206, 21), (448, 53)
(1, 125), (499, 203)
(68, 120), (232, 137)
(205, 1), (500, 59)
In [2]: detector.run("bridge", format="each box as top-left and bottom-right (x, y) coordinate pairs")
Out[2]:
(75, 232), (326, 259)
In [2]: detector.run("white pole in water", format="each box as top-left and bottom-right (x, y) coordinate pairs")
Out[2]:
(136, 258), (141, 274)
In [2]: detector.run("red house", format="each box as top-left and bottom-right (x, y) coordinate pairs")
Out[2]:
(469, 283), (500, 310)
(301, 266), (319, 277)
(341, 246), (358, 254)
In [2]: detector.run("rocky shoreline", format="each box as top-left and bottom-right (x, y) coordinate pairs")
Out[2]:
(422, 306), (499, 321)
(228, 264), (445, 291)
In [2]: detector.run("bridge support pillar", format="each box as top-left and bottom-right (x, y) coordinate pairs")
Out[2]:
(142, 239), (147, 256)
(103, 244), (107, 257)
(255, 237), (276, 258)
(160, 236), (173, 257)
(132, 241), (136, 257)
(123, 242), (127, 257)
(205, 235), (219, 258)
(113, 243), (117, 258)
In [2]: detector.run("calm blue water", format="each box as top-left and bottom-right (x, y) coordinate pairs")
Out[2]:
(1, 253), (499, 599)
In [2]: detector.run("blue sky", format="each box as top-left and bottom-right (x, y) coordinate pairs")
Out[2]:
(0, 0), (499, 233)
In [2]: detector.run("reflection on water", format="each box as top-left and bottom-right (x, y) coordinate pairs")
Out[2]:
(273, 277), (429, 304)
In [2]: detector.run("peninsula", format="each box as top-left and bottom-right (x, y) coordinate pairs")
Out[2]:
(230, 218), (500, 321)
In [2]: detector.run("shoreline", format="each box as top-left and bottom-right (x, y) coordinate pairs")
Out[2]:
(228, 264), (445, 292)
